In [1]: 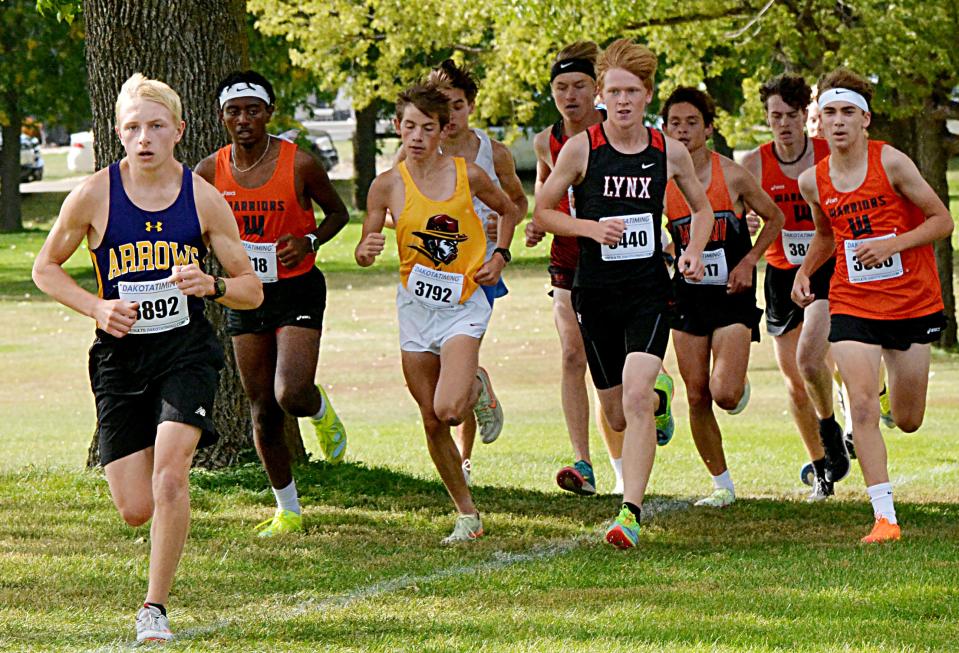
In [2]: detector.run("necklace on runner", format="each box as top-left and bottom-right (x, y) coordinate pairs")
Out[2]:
(773, 136), (808, 166)
(231, 135), (274, 173)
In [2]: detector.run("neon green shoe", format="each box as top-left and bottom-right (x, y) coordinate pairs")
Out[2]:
(255, 508), (303, 537)
(654, 372), (675, 446)
(879, 385), (896, 429)
(694, 487), (736, 508)
(605, 504), (640, 549)
(312, 384), (347, 463)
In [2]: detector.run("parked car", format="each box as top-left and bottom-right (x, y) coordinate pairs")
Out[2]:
(309, 130), (339, 171)
(0, 134), (43, 182)
(67, 131), (95, 173)
(277, 128), (339, 172)
(21, 135), (44, 182)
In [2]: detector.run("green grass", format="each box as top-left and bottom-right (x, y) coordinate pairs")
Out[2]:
(2, 200), (959, 650)
(39, 151), (73, 181)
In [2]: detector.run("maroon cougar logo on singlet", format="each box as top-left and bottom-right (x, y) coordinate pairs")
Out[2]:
(410, 214), (469, 265)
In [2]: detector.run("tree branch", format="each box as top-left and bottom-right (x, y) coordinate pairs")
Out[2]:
(452, 44), (487, 55)
(622, 5), (754, 30)
(945, 133), (959, 158)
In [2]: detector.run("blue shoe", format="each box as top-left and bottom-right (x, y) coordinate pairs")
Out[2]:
(655, 372), (675, 446)
(556, 459), (596, 496)
(605, 504), (640, 549)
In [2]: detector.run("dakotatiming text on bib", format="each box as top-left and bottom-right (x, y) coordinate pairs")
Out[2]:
(407, 264), (463, 308)
(844, 234), (903, 284)
(782, 229), (815, 266)
(118, 279), (189, 334)
(242, 240), (278, 283)
(601, 213), (655, 261)
(687, 248), (729, 286)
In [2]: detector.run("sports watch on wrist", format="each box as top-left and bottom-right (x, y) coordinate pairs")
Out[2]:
(306, 233), (320, 252)
(207, 276), (226, 301)
(493, 247), (512, 264)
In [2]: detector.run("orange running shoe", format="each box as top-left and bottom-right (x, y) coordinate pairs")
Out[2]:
(861, 516), (901, 543)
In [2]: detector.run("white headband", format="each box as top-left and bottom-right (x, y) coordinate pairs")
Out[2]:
(219, 82), (271, 108)
(818, 87), (869, 113)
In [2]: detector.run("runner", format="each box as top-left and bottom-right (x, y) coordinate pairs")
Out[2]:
(394, 59), (528, 485)
(741, 74), (849, 501)
(196, 71), (350, 537)
(534, 38), (714, 548)
(527, 41), (674, 496)
(356, 84), (521, 542)
(31, 74), (263, 642)
(661, 87), (784, 507)
(792, 67), (951, 542)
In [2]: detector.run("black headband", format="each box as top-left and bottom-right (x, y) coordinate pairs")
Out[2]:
(550, 58), (596, 83)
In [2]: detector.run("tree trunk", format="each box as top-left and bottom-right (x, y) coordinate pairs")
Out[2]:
(0, 98), (22, 233)
(912, 109), (957, 348)
(870, 110), (956, 348)
(352, 102), (378, 211)
(82, 0), (304, 468)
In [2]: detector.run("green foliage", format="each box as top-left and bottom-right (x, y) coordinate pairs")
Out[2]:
(33, 0), (81, 23)
(249, 0), (957, 142)
(0, 0), (87, 128)
(245, 12), (335, 126)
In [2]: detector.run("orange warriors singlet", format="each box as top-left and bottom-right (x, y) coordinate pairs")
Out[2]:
(761, 137), (830, 269)
(395, 157), (487, 306)
(665, 151), (751, 269)
(214, 138), (316, 281)
(816, 140), (943, 320)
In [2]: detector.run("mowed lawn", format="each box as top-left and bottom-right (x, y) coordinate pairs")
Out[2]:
(1, 221), (959, 651)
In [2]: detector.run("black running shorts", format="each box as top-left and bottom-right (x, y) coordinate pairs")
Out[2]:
(89, 315), (224, 466)
(571, 286), (671, 390)
(226, 267), (327, 335)
(764, 259), (835, 337)
(829, 311), (946, 350)
(672, 278), (762, 342)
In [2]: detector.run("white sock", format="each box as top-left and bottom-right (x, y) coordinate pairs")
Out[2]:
(311, 390), (326, 420)
(867, 482), (897, 524)
(712, 470), (734, 495)
(273, 480), (301, 515)
(610, 457), (624, 485)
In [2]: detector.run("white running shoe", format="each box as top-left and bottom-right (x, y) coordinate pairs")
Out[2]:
(694, 487), (736, 508)
(441, 513), (484, 544)
(727, 379), (750, 415)
(462, 458), (472, 486)
(473, 367), (504, 443)
(136, 605), (173, 643)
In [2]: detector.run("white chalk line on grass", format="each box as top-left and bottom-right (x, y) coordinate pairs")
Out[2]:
(89, 498), (692, 651)
(892, 462), (959, 487)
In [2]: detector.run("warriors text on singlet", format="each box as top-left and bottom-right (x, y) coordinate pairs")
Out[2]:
(815, 140), (943, 320)
(665, 151), (750, 287)
(571, 123), (670, 295)
(395, 157), (487, 307)
(90, 163), (207, 333)
(214, 138), (316, 282)
(760, 137), (830, 269)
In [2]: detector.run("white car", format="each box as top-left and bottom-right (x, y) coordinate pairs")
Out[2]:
(67, 131), (95, 173)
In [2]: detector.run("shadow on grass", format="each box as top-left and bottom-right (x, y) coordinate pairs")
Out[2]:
(190, 458), (620, 527)
(188, 459), (959, 538)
